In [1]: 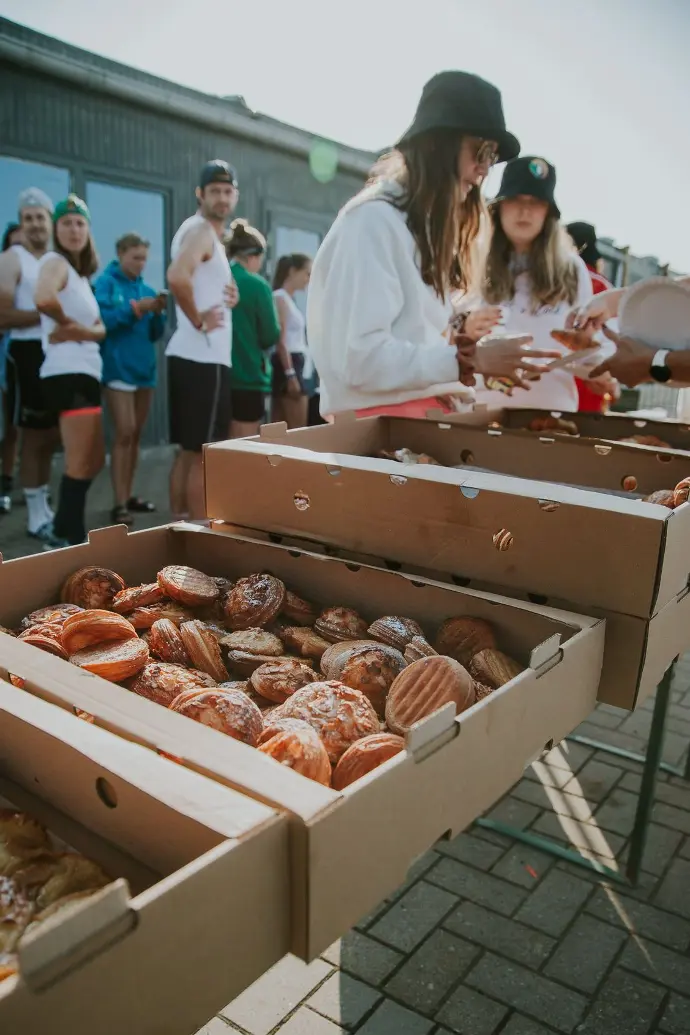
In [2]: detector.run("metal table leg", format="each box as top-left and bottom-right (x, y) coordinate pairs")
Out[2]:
(476, 661), (679, 887)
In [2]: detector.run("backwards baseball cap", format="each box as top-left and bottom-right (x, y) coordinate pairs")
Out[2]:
(566, 221), (601, 267)
(18, 187), (54, 216)
(199, 159), (238, 189)
(53, 194), (91, 224)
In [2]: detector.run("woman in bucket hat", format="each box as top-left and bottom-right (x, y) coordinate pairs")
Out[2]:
(470, 156), (604, 411)
(307, 72), (557, 418)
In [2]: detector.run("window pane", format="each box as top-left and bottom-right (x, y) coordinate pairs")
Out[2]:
(0, 156), (70, 233)
(86, 181), (166, 291)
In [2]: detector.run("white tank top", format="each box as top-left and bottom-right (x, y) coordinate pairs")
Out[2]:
(10, 244), (42, 341)
(165, 213), (232, 366)
(273, 288), (307, 354)
(38, 253), (103, 381)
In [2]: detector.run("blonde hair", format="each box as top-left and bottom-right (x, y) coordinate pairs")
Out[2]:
(483, 205), (579, 311)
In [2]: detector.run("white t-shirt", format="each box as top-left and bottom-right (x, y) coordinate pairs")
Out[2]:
(165, 213), (232, 367)
(38, 253), (102, 381)
(473, 255), (594, 412)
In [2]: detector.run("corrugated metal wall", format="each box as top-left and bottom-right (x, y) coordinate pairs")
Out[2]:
(0, 55), (365, 446)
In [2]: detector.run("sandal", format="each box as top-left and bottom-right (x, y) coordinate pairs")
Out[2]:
(127, 496), (156, 513)
(111, 505), (134, 527)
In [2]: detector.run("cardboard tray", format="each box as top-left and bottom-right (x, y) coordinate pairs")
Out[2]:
(0, 523), (604, 958)
(482, 407), (690, 452)
(0, 680), (289, 1035)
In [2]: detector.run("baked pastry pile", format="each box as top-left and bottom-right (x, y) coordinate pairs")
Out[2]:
(0, 808), (111, 983)
(4, 566), (526, 790)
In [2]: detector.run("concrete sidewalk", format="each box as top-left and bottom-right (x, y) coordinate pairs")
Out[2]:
(2, 448), (688, 1035)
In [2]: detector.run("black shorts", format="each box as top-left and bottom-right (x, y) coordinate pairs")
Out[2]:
(272, 352), (307, 396)
(6, 339), (58, 430)
(168, 356), (232, 453)
(40, 374), (102, 416)
(230, 389), (266, 424)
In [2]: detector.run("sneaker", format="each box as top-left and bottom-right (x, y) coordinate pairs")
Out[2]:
(41, 533), (71, 552)
(29, 521), (55, 543)
(0, 495), (11, 515)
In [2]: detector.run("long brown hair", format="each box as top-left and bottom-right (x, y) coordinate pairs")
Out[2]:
(370, 128), (485, 301)
(225, 218), (266, 259)
(54, 222), (99, 279)
(484, 206), (579, 310)
(273, 253), (310, 290)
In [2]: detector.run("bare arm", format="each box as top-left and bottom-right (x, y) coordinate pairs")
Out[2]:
(35, 257), (105, 343)
(167, 223), (215, 328)
(0, 251), (40, 332)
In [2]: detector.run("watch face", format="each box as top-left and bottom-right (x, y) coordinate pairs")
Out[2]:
(651, 363), (671, 383)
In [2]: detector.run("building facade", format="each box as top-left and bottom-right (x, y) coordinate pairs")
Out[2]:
(0, 17), (373, 445)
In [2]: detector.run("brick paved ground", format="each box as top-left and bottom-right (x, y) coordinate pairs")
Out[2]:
(2, 451), (688, 1035)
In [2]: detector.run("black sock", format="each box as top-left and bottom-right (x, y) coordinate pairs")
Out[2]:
(53, 475), (92, 544)
(0, 475), (13, 495)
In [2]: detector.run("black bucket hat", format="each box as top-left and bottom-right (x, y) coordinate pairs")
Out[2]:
(493, 156), (560, 218)
(566, 221), (601, 266)
(396, 71), (520, 163)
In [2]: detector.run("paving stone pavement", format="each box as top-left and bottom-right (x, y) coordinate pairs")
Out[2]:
(2, 449), (688, 1035)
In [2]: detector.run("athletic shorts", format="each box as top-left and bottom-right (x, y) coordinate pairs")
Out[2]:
(230, 389), (266, 424)
(272, 352), (307, 396)
(40, 374), (102, 417)
(168, 356), (232, 453)
(6, 339), (59, 430)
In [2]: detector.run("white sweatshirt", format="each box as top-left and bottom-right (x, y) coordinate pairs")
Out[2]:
(306, 181), (462, 415)
(473, 256), (596, 412)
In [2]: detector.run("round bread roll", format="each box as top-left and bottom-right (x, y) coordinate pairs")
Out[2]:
(274, 680), (379, 764)
(385, 655), (475, 734)
(170, 689), (263, 746)
(332, 732), (405, 790)
(258, 716), (315, 746)
(250, 659), (317, 703)
(258, 726), (331, 785)
(327, 642), (405, 718)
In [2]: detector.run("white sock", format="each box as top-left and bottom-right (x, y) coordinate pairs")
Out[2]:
(39, 484), (54, 523)
(25, 487), (51, 534)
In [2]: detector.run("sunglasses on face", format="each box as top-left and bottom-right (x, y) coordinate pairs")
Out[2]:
(473, 140), (500, 167)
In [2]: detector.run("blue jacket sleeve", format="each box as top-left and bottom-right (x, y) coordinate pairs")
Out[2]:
(94, 273), (137, 332)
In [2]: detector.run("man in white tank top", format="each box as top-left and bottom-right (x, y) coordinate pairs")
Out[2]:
(166, 160), (239, 520)
(0, 188), (57, 540)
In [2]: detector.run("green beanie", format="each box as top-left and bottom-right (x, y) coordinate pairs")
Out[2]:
(53, 194), (91, 223)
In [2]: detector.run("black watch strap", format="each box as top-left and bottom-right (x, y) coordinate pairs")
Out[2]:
(650, 349), (672, 383)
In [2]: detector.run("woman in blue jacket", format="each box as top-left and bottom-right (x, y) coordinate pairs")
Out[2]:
(94, 232), (167, 524)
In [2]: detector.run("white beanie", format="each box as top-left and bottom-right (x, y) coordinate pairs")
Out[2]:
(18, 187), (54, 216)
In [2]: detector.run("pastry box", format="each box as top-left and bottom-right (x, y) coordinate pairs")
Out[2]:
(0, 678), (288, 1035)
(0, 522), (604, 958)
(204, 418), (690, 709)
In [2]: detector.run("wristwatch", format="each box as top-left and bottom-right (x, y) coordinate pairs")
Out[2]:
(650, 349), (672, 383)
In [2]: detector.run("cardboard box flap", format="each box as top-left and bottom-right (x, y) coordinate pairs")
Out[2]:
(204, 440), (669, 617)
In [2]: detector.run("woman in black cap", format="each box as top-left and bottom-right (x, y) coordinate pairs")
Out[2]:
(307, 72), (554, 418)
(469, 157), (597, 411)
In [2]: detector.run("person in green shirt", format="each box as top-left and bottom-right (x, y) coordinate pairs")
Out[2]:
(225, 219), (281, 437)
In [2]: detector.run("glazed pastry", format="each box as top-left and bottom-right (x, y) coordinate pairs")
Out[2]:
(61, 567), (125, 609)
(224, 574), (286, 630)
(468, 649), (524, 689)
(157, 565), (220, 607)
(34, 853), (110, 910)
(258, 726), (331, 785)
(258, 716), (315, 745)
(281, 591), (319, 626)
(403, 637), (438, 664)
(70, 637), (149, 681)
(19, 603), (83, 631)
(61, 609), (137, 654)
(17, 624), (69, 661)
(148, 618), (190, 666)
(0, 810), (51, 877)
(279, 626), (331, 661)
(314, 607), (369, 643)
(129, 662), (217, 707)
(250, 659), (317, 703)
(385, 655), (475, 734)
(221, 628), (284, 657)
(179, 620), (229, 682)
(274, 680), (379, 764)
(111, 583), (165, 614)
(550, 328), (595, 351)
(367, 616), (424, 651)
(332, 733), (405, 790)
(330, 642), (405, 718)
(170, 689), (263, 746)
(434, 616), (496, 666)
(127, 601), (195, 630)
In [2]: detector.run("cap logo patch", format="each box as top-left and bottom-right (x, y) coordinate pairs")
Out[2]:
(529, 158), (549, 180)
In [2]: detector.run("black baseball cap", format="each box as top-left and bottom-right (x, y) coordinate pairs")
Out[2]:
(493, 156), (560, 218)
(199, 159), (238, 189)
(567, 222), (601, 267)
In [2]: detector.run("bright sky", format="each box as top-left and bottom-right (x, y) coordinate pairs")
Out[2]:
(2, 0), (689, 269)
